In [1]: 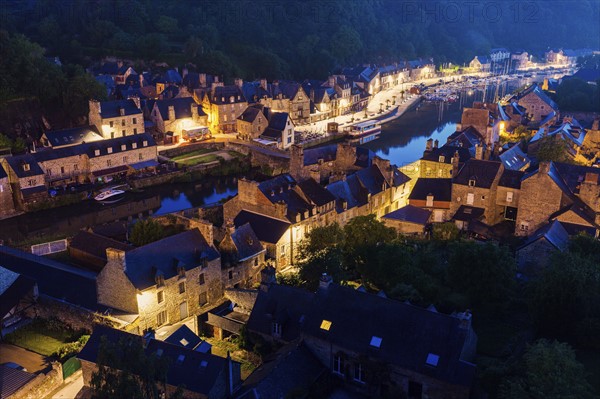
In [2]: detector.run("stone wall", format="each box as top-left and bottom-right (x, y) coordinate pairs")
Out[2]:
(0, 176), (16, 217)
(518, 92), (555, 124)
(10, 362), (63, 399)
(97, 248), (139, 314)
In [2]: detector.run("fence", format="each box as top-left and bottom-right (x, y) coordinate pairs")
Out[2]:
(31, 239), (68, 256)
(62, 356), (81, 379)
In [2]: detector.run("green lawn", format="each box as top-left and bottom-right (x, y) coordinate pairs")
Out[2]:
(170, 148), (213, 161)
(176, 154), (221, 166)
(4, 319), (75, 356)
(227, 150), (246, 158)
(205, 337), (260, 380)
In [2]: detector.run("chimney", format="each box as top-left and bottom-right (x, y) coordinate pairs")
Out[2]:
(234, 78), (243, 88)
(168, 105), (175, 121)
(260, 266), (276, 291)
(319, 273), (333, 290)
(475, 144), (483, 160)
(592, 118), (599, 131)
(225, 218), (235, 235)
(191, 103), (198, 119)
(433, 139), (439, 149)
(538, 161), (551, 175)
(106, 248), (127, 271)
(328, 76), (335, 87)
(199, 73), (207, 87)
(484, 145), (491, 160)
(425, 138), (433, 151)
(260, 78), (267, 90)
(451, 150), (460, 177)
(456, 310), (472, 330)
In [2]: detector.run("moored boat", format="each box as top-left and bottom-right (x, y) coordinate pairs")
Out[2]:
(94, 188), (126, 203)
(344, 121), (382, 144)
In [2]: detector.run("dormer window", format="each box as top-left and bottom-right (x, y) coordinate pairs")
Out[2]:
(121, 144), (126, 151)
(230, 96), (235, 103)
(426, 195), (434, 207)
(178, 267), (186, 279)
(132, 142), (137, 149)
(107, 147), (113, 154)
(22, 163), (30, 172)
(94, 149), (100, 156)
(468, 179), (476, 187)
(439, 155), (445, 163)
(143, 140), (148, 147)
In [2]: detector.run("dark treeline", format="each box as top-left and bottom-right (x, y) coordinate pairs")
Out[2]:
(2, 0), (599, 81)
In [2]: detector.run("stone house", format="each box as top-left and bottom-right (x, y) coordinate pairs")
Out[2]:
(408, 178), (453, 223)
(149, 97), (208, 143)
(278, 82), (310, 125)
(498, 143), (531, 171)
(0, 165), (16, 218)
(236, 106), (268, 141)
(382, 205), (432, 236)
(260, 112), (295, 150)
(88, 98), (144, 139)
(496, 169), (524, 223)
(450, 159), (505, 228)
(203, 85), (248, 134)
(96, 229), (222, 332)
(420, 140), (470, 178)
(0, 266), (38, 333)
(511, 51), (529, 70)
(469, 56), (490, 72)
(289, 143), (365, 184)
(516, 220), (569, 278)
(515, 162), (600, 236)
(68, 230), (133, 272)
(218, 222), (266, 289)
(512, 83), (559, 125)
(247, 274), (477, 398)
(79, 324), (241, 399)
(490, 48), (511, 72)
(528, 117), (587, 161)
(1, 154), (47, 207)
(240, 79), (290, 113)
(341, 66), (381, 95)
(455, 106), (500, 146)
(407, 59), (436, 80)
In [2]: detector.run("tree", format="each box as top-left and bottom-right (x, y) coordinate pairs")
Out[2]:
(535, 137), (573, 164)
(342, 215), (396, 273)
(432, 222), (459, 240)
(329, 26), (362, 64)
(129, 219), (166, 246)
(91, 335), (184, 399)
(499, 339), (595, 399)
(446, 242), (516, 309)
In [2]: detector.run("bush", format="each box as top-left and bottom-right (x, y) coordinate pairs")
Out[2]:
(53, 335), (90, 362)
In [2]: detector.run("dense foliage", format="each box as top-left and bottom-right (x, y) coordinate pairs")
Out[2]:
(129, 219), (185, 246)
(550, 77), (600, 112)
(2, 0), (599, 81)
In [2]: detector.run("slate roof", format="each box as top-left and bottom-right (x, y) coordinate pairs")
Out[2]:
(474, 55), (490, 64)
(0, 364), (36, 398)
(303, 144), (337, 166)
(85, 133), (156, 159)
(124, 229), (219, 291)
(445, 126), (484, 150)
(530, 119), (586, 147)
(164, 324), (202, 350)
(43, 125), (103, 147)
(230, 223), (265, 261)
(568, 68), (600, 83)
(0, 266), (36, 319)
(0, 164), (7, 179)
(452, 206), (485, 221)
(233, 210), (290, 244)
(267, 112), (289, 131)
(69, 230), (132, 264)
(422, 146), (471, 164)
(355, 165), (387, 195)
(246, 283), (314, 342)
(297, 179), (336, 206)
(78, 324), (237, 395)
(382, 205), (432, 225)
(553, 162), (600, 194)
(498, 169), (524, 189)
(257, 175), (313, 220)
(326, 177), (363, 213)
(522, 162), (572, 196)
(238, 342), (325, 399)
(278, 81), (302, 99)
(499, 144), (530, 171)
(238, 106), (262, 123)
(516, 83), (559, 111)
(242, 82), (273, 103)
(163, 69), (183, 84)
(208, 85), (247, 105)
(98, 99), (142, 119)
(0, 245), (98, 311)
(4, 154), (45, 178)
(453, 159), (502, 188)
(303, 284), (476, 387)
(518, 220), (569, 251)
(154, 97), (205, 121)
(408, 178), (452, 202)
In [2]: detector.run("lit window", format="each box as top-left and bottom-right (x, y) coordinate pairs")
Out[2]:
(426, 353), (439, 367)
(506, 191), (513, 203)
(121, 144), (126, 151)
(320, 320), (332, 331)
(132, 143), (137, 149)
(95, 149), (100, 156)
(107, 147), (113, 154)
(370, 336), (382, 348)
(426, 195), (433, 207)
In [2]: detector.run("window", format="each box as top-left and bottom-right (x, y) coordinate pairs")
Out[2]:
(111, 132), (115, 139)
(123, 156), (128, 163)
(434, 210), (443, 222)
(520, 222), (529, 232)
(199, 292), (208, 306)
(254, 258), (259, 267)
(179, 301), (188, 320)
(320, 320), (332, 331)
(426, 195), (433, 207)
(139, 153), (143, 160)
(122, 130), (126, 137)
(156, 275), (165, 287)
(199, 273), (205, 285)
(121, 119), (125, 126)
(353, 363), (364, 383)
(27, 179), (36, 186)
(468, 179), (476, 187)
(224, 114), (228, 122)
(438, 155), (445, 163)
(121, 144), (126, 151)
(60, 166), (65, 174)
(426, 353), (439, 367)
(466, 193), (474, 205)
(506, 191), (513, 203)
(157, 291), (164, 304)
(333, 355), (343, 375)
(107, 147), (113, 154)
(132, 143), (137, 149)
(107, 160), (112, 167)
(133, 128), (137, 134)
(228, 270), (233, 280)
(157, 310), (167, 326)
(132, 118), (137, 124)
(287, 136), (292, 144)
(47, 168), (52, 176)
(272, 322), (282, 336)
(178, 281), (186, 294)
(109, 121), (114, 128)
(370, 336), (382, 348)
(143, 140), (148, 147)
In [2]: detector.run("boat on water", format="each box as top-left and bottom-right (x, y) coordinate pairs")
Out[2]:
(94, 188), (126, 203)
(344, 121), (382, 144)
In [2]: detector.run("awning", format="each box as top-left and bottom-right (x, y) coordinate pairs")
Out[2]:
(129, 160), (160, 170)
(91, 165), (128, 177)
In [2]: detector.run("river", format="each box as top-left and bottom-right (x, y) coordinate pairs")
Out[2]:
(0, 74), (558, 244)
